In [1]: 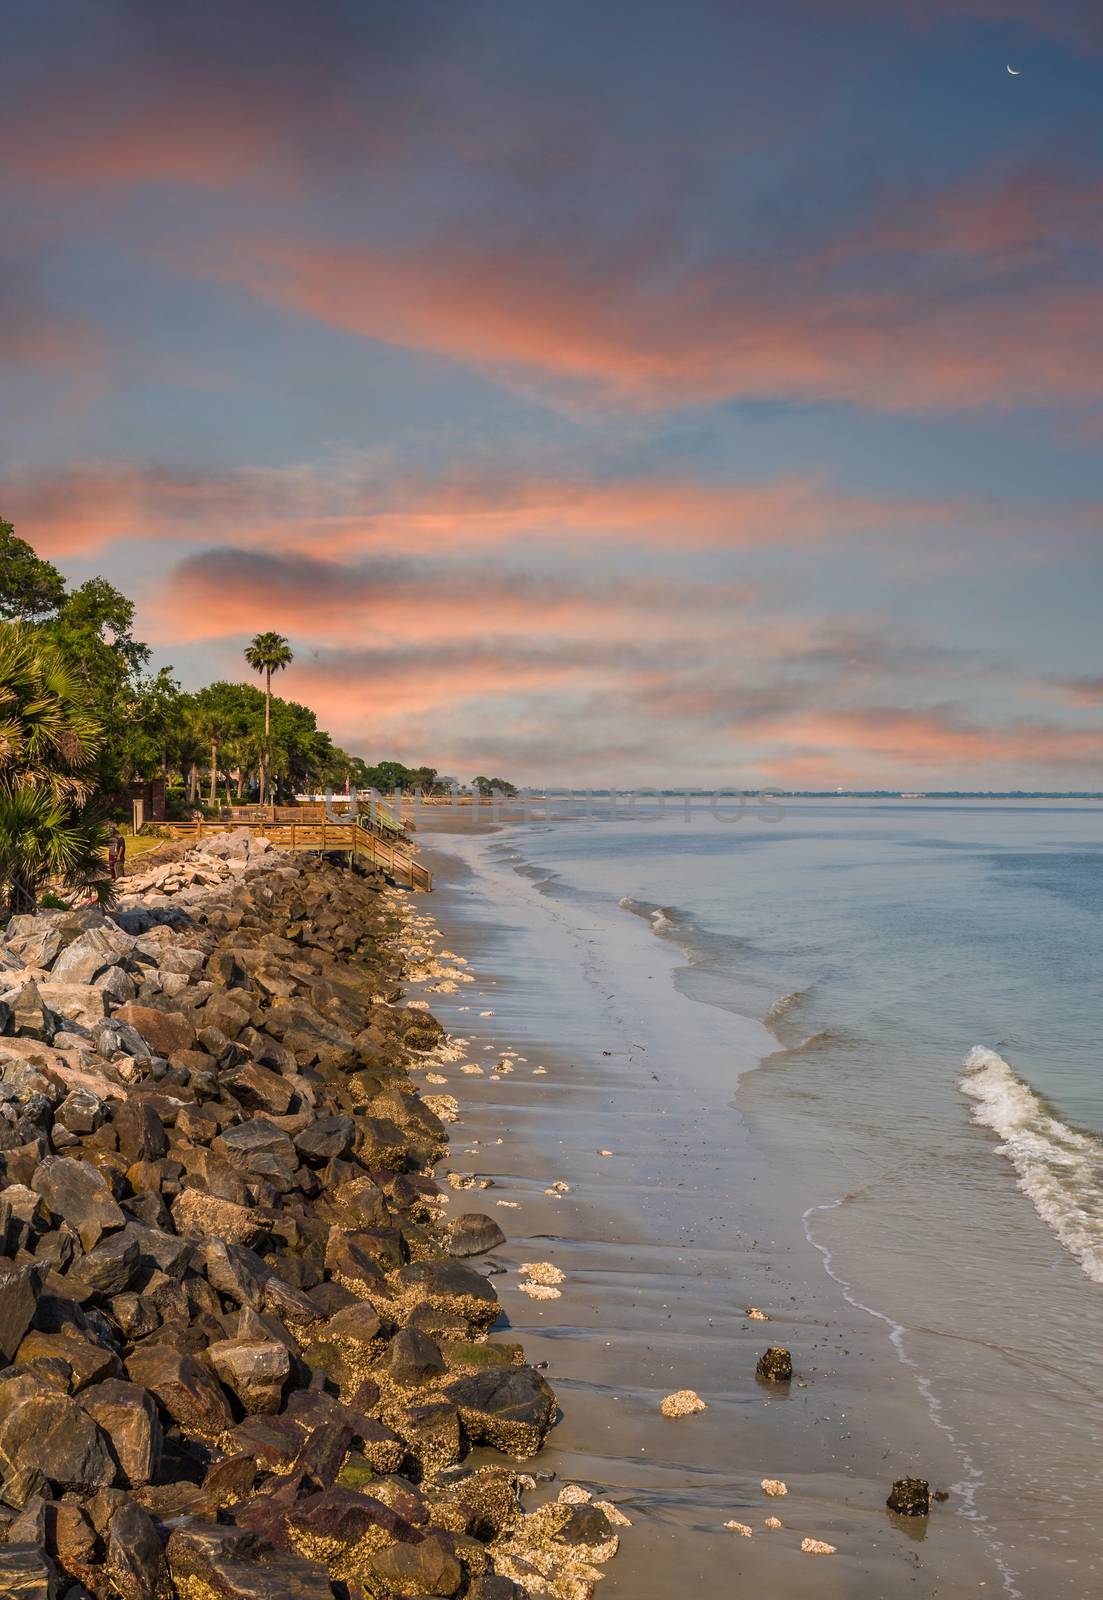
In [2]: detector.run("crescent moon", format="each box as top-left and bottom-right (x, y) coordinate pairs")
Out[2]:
(1007, 64), (1020, 74)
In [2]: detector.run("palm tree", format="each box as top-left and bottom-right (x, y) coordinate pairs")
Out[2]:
(244, 632), (293, 805)
(0, 623), (110, 913)
(192, 708), (226, 808)
(0, 624), (101, 802)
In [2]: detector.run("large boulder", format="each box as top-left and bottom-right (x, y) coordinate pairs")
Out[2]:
(125, 1346), (233, 1439)
(0, 1391), (115, 1490)
(104, 1496), (172, 1600)
(31, 1157), (126, 1250)
(113, 1003), (196, 1057)
(80, 1379), (163, 1486)
(0, 1264), (42, 1363)
(0, 1544), (60, 1599)
(206, 1337), (290, 1415)
(448, 1214), (506, 1258)
(443, 1366), (557, 1458)
(37, 983), (107, 1030)
(165, 1519), (334, 1600)
(171, 1189), (269, 1248)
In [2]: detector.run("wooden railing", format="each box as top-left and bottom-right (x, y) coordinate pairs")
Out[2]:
(221, 802), (407, 837)
(166, 818), (431, 890)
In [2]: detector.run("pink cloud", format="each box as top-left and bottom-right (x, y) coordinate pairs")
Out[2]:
(5, 458), (1092, 563)
(188, 201), (1103, 416)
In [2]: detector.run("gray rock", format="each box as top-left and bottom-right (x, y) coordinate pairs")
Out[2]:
(213, 1118), (297, 1178)
(443, 1365), (557, 1458)
(0, 1543), (60, 1599)
(206, 1336), (290, 1415)
(448, 1213), (507, 1257)
(0, 1264), (41, 1363)
(37, 983), (107, 1030)
(31, 1157), (126, 1250)
(124, 1345), (233, 1438)
(80, 1379), (162, 1486)
(0, 1392), (115, 1490)
(389, 1327), (446, 1386)
(104, 1494), (170, 1600)
(69, 1229), (141, 1296)
(54, 1089), (107, 1136)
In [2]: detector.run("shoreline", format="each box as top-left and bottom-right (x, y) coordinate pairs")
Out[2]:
(0, 832), (624, 1598)
(414, 822), (1010, 1597)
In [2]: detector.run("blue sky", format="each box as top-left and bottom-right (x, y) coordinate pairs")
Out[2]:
(3, 0), (1102, 787)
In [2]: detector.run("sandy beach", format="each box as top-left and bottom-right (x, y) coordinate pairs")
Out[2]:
(408, 820), (1006, 1599)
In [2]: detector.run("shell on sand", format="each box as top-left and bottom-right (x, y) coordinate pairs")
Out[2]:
(518, 1282), (561, 1300)
(660, 1389), (707, 1418)
(801, 1538), (837, 1555)
(761, 1479), (788, 1497)
(520, 1262), (565, 1285)
(746, 1307), (769, 1320)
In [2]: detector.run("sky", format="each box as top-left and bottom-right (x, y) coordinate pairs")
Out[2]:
(3, 0), (1103, 791)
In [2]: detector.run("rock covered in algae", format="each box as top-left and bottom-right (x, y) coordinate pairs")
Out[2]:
(887, 1476), (931, 1516)
(755, 1346), (792, 1382)
(659, 1389), (707, 1418)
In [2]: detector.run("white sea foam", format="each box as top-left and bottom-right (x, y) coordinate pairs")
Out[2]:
(961, 1046), (1103, 1285)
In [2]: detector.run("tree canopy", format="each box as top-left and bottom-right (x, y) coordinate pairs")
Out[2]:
(0, 521), (67, 622)
(0, 519), (516, 829)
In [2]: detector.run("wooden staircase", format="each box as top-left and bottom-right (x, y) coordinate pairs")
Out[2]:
(166, 817), (432, 890)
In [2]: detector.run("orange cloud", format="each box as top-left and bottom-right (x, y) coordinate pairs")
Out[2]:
(4, 458), (1087, 563)
(200, 212), (1103, 415)
(764, 706), (1103, 772)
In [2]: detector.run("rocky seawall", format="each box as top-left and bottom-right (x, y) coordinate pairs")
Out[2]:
(0, 831), (623, 1599)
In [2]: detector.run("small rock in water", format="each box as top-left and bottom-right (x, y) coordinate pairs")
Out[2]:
(761, 1479), (788, 1497)
(746, 1307), (769, 1321)
(723, 1520), (753, 1537)
(756, 1346), (793, 1382)
(660, 1389), (707, 1418)
(764, 1516), (783, 1529)
(801, 1537), (837, 1555)
(887, 1477), (931, 1516)
(598, 1149), (614, 1158)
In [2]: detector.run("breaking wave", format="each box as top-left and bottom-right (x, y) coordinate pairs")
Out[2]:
(766, 987), (812, 1025)
(618, 895), (680, 933)
(961, 1046), (1103, 1285)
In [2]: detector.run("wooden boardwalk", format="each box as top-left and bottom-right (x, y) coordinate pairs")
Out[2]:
(166, 818), (432, 891)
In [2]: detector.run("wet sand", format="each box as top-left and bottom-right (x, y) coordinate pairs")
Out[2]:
(407, 826), (1005, 1598)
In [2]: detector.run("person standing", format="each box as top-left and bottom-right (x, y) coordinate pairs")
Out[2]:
(107, 826), (126, 881)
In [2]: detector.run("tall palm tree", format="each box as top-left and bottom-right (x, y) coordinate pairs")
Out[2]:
(244, 632), (293, 805)
(0, 623), (110, 913)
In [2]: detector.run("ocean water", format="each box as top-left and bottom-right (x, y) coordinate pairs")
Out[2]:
(428, 798), (1103, 1593)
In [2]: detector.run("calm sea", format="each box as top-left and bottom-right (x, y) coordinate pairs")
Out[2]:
(443, 798), (1103, 1591)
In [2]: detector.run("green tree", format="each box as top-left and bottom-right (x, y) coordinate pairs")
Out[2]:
(0, 521), (66, 621)
(473, 775), (518, 797)
(42, 577), (154, 794)
(0, 623), (110, 914)
(244, 632), (293, 803)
